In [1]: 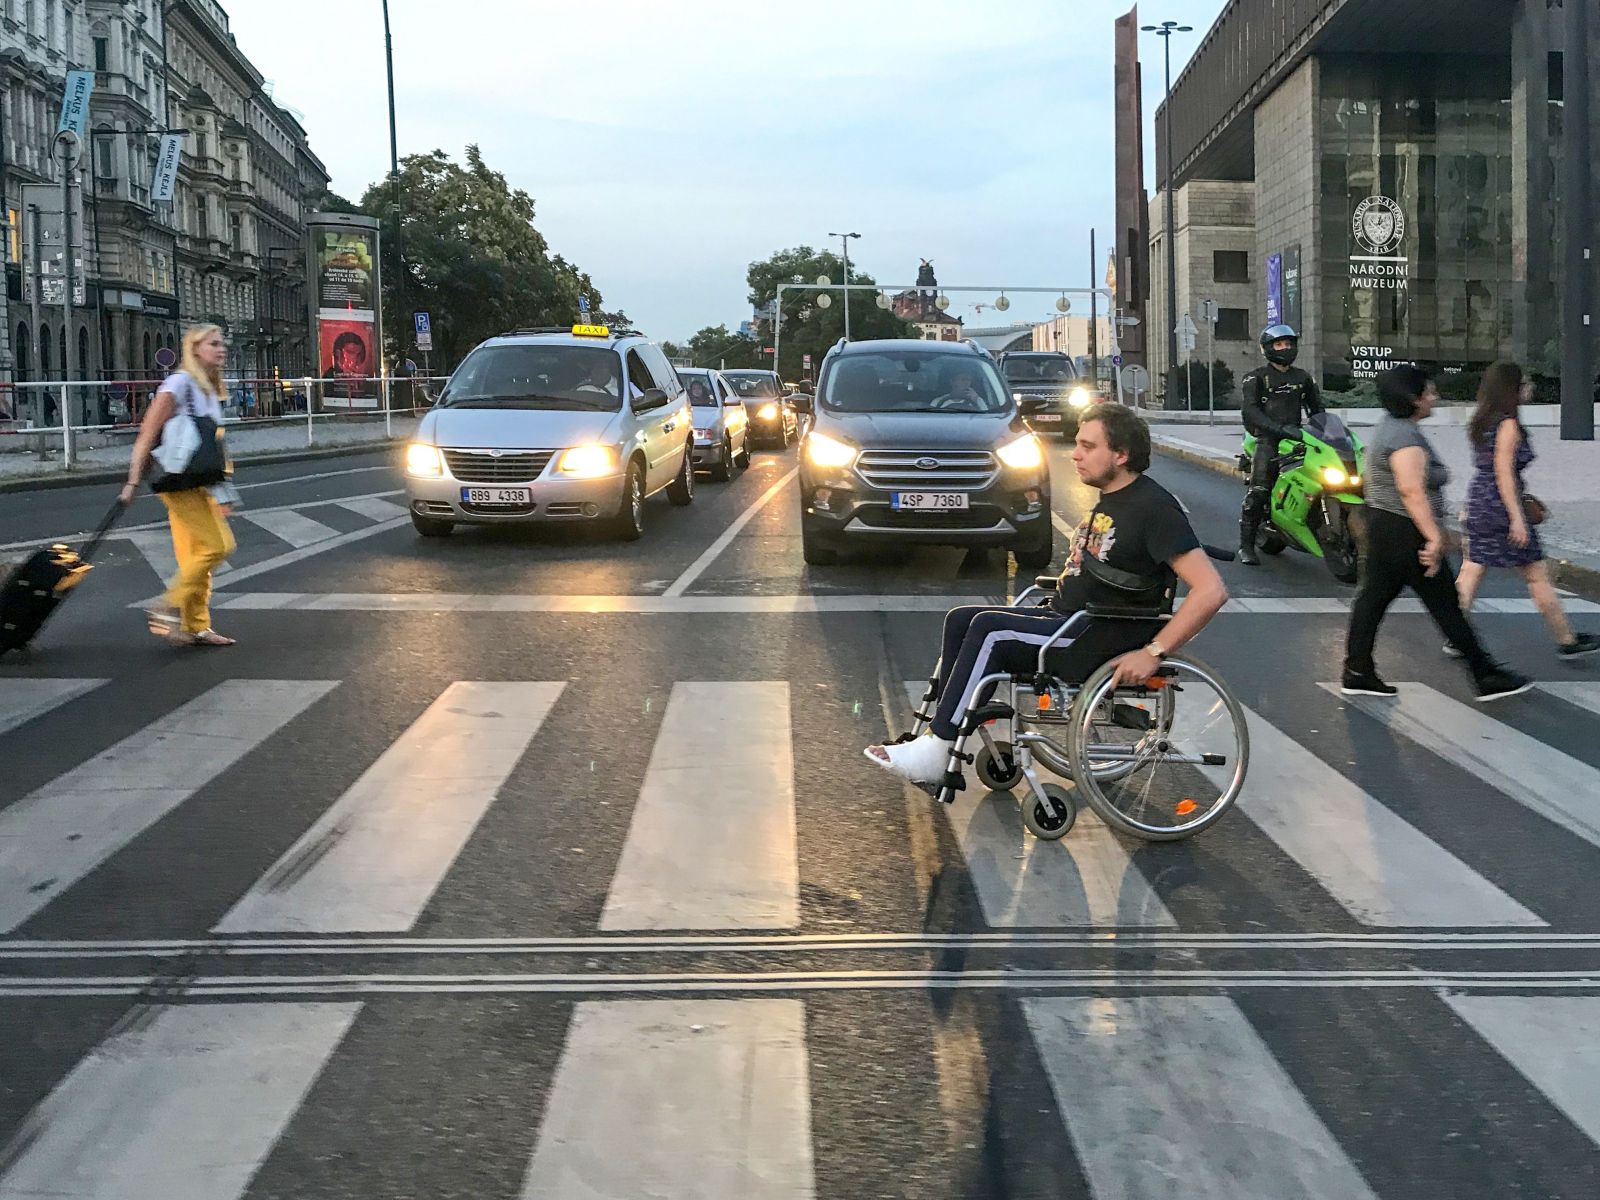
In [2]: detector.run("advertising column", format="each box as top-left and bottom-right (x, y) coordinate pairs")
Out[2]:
(305, 212), (383, 409)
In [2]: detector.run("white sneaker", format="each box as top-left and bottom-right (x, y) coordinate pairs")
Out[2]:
(863, 734), (955, 784)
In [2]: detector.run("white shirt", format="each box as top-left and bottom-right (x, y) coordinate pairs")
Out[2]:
(161, 371), (224, 421)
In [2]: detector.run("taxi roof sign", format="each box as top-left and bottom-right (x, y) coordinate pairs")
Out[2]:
(571, 323), (610, 338)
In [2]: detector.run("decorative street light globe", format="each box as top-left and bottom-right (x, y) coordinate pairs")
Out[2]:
(935, 294), (951, 312)
(816, 293), (832, 308)
(994, 295), (1011, 312)
(1056, 296), (1071, 313)
(815, 274), (831, 287)
(875, 291), (890, 309)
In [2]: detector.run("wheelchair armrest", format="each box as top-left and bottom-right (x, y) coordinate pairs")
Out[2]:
(1034, 575), (1057, 590)
(1082, 603), (1171, 621)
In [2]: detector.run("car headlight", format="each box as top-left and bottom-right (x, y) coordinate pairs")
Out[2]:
(1012, 391), (1023, 402)
(805, 431), (857, 469)
(758, 402), (780, 419)
(555, 445), (619, 478)
(1321, 466), (1349, 486)
(405, 443), (442, 477)
(996, 433), (1045, 470)
(1068, 387), (1093, 409)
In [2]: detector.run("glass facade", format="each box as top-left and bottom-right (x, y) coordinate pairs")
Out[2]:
(1317, 55), (1514, 390)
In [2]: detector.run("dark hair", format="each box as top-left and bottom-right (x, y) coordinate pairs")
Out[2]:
(1375, 364), (1430, 418)
(1469, 361), (1524, 446)
(332, 331), (366, 361)
(1079, 403), (1151, 472)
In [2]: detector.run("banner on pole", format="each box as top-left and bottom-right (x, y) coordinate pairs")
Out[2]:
(150, 133), (183, 202)
(58, 71), (94, 137)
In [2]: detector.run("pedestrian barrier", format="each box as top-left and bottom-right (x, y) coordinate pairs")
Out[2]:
(0, 375), (451, 470)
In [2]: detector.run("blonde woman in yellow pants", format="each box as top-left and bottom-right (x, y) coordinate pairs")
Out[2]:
(120, 324), (237, 646)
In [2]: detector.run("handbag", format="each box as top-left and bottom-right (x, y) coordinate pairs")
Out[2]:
(147, 373), (227, 493)
(1523, 494), (1549, 526)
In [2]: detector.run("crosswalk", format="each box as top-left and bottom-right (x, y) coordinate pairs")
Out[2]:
(2, 673), (1600, 1195)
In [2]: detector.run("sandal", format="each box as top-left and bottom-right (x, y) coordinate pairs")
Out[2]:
(145, 605), (180, 639)
(191, 630), (236, 647)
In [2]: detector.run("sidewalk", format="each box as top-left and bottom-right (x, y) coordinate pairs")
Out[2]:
(0, 414), (417, 489)
(1149, 419), (1600, 594)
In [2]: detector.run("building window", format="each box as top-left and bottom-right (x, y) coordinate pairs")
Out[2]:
(230, 211), (242, 251)
(193, 197), (207, 238)
(1215, 308), (1250, 341)
(93, 36), (108, 71)
(95, 135), (113, 180)
(6, 208), (17, 265)
(1213, 250), (1249, 283)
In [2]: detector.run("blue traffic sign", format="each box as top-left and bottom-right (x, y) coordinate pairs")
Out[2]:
(579, 294), (590, 315)
(1112, 354), (1123, 366)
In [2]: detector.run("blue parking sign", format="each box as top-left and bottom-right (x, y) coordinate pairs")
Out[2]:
(413, 310), (432, 352)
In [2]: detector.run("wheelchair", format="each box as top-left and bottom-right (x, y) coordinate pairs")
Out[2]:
(901, 575), (1249, 843)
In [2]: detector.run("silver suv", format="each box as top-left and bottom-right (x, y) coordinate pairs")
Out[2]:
(404, 326), (695, 540)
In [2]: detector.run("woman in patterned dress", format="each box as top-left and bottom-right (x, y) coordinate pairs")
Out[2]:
(1456, 362), (1599, 658)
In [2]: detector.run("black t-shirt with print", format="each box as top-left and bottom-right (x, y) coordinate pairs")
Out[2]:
(1052, 474), (1201, 614)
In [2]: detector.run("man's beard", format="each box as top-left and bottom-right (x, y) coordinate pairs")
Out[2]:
(1078, 462), (1114, 489)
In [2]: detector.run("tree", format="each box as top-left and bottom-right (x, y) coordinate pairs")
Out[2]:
(1166, 359), (1238, 409)
(746, 246), (916, 381)
(360, 145), (603, 367)
(682, 324), (764, 370)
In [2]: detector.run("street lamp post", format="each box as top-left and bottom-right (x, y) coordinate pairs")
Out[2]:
(1142, 19), (1191, 408)
(382, 0), (403, 381)
(829, 231), (860, 342)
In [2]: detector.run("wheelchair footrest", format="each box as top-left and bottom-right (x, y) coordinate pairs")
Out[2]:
(1111, 703), (1154, 732)
(1201, 753), (1227, 766)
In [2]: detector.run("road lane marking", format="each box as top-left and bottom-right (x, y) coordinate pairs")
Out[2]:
(203, 516), (410, 589)
(601, 682), (798, 930)
(1222, 705), (1543, 926)
(206, 592), (998, 613)
(0, 679), (106, 737)
(1328, 682), (1600, 851)
(215, 681), (564, 933)
(334, 495), (409, 523)
(11, 968), (1600, 998)
(661, 467), (798, 598)
(1537, 681), (1600, 718)
(1024, 995), (1379, 1200)
(5, 930), (1599, 958)
(0, 1001), (360, 1199)
(903, 682), (1177, 927)
(518, 1000), (815, 1200)
(0, 679), (337, 933)
(0, 488), (406, 554)
(241, 507), (341, 548)
(1440, 995), (1600, 1146)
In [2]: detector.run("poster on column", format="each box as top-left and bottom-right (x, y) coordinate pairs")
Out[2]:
(319, 317), (376, 407)
(315, 228), (376, 315)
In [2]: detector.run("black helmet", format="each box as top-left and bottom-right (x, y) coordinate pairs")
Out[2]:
(1260, 324), (1298, 367)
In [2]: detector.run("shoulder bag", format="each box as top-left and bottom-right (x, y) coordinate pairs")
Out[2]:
(147, 373), (227, 493)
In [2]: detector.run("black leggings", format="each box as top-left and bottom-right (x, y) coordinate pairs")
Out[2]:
(1344, 507), (1496, 679)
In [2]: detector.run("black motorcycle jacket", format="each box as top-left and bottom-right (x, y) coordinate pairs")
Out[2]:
(1241, 365), (1324, 442)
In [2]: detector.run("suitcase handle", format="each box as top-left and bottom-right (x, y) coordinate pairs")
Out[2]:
(78, 500), (128, 563)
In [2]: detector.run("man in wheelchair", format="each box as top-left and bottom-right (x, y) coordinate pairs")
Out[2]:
(864, 404), (1230, 785)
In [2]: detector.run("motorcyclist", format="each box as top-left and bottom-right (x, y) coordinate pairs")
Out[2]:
(1238, 324), (1324, 565)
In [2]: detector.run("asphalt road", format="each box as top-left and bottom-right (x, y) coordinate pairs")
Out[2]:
(2, 436), (1599, 1199)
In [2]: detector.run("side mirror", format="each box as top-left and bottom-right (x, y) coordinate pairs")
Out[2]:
(635, 388), (669, 412)
(723, 395), (743, 407)
(790, 393), (813, 414)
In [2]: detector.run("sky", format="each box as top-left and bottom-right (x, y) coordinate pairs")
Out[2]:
(228, 0), (1229, 342)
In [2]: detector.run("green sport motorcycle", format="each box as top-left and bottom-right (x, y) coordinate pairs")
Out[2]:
(1237, 412), (1366, 584)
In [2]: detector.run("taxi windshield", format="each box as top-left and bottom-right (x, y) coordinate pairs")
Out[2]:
(681, 374), (719, 408)
(722, 372), (782, 399)
(821, 352), (1012, 414)
(438, 344), (624, 411)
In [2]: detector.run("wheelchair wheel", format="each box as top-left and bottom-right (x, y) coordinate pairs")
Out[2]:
(1064, 655), (1248, 841)
(1022, 783), (1076, 841)
(975, 742), (1023, 791)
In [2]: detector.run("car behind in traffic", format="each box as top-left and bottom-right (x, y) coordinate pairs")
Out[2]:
(997, 350), (1095, 441)
(679, 367), (752, 480)
(722, 370), (798, 448)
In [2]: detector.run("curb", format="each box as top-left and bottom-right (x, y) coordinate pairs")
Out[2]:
(0, 439), (404, 495)
(1152, 438), (1600, 602)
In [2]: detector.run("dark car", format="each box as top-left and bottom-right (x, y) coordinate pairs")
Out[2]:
(997, 351), (1095, 441)
(794, 339), (1053, 567)
(721, 370), (798, 448)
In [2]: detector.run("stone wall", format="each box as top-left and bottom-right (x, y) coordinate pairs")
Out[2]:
(1253, 58), (1321, 373)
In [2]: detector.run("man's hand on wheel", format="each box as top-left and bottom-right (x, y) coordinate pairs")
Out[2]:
(1109, 649), (1163, 688)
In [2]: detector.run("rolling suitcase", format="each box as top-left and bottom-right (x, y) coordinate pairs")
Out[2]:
(0, 502), (126, 656)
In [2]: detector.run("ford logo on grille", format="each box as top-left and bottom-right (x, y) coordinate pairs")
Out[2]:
(915, 457), (940, 470)
(489, 449), (504, 458)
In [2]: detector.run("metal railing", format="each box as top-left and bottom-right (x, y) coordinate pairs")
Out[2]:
(0, 375), (451, 471)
